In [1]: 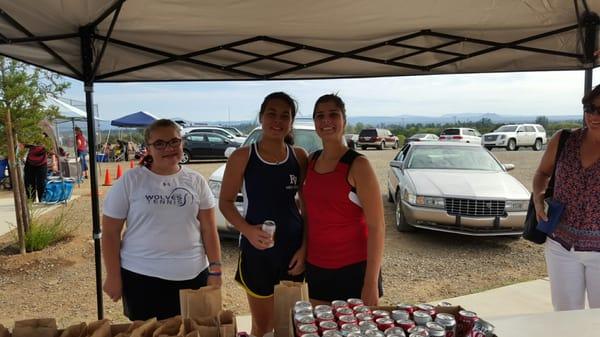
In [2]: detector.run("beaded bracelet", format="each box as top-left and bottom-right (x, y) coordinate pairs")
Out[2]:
(208, 271), (222, 277)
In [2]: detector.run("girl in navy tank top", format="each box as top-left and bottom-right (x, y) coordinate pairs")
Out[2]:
(219, 92), (308, 337)
(302, 94), (385, 306)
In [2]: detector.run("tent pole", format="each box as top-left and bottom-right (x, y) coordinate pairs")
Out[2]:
(582, 10), (599, 125)
(80, 25), (104, 320)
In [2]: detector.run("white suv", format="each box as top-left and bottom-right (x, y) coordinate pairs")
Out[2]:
(482, 124), (547, 151)
(207, 122), (322, 237)
(439, 127), (482, 144)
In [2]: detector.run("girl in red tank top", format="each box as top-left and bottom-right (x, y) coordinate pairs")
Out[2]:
(302, 94), (385, 305)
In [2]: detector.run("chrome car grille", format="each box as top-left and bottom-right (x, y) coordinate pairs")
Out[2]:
(445, 198), (505, 217)
(484, 135), (498, 141)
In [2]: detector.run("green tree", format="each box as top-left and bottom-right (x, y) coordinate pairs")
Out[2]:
(535, 116), (549, 128)
(0, 57), (68, 254)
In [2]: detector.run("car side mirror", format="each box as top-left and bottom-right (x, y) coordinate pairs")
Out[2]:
(390, 160), (403, 169)
(224, 147), (236, 158)
(503, 163), (515, 171)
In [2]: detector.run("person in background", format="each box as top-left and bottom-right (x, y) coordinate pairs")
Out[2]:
(219, 92), (307, 337)
(101, 119), (222, 320)
(302, 94), (385, 305)
(74, 127), (88, 179)
(21, 134), (50, 202)
(533, 85), (600, 311)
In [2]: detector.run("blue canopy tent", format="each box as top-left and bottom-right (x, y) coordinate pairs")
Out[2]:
(110, 110), (158, 127)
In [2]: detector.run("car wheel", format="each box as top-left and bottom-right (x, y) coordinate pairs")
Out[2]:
(485, 146), (493, 151)
(533, 139), (542, 151)
(180, 150), (191, 164)
(378, 141), (385, 150)
(506, 139), (517, 151)
(392, 141), (398, 149)
(395, 191), (413, 232)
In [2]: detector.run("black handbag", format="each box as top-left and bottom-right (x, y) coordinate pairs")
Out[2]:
(522, 129), (571, 244)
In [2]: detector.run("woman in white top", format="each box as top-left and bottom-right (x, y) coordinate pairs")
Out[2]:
(102, 119), (222, 320)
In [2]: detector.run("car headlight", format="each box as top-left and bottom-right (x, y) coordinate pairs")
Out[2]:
(404, 191), (445, 208)
(505, 200), (529, 212)
(208, 180), (221, 198)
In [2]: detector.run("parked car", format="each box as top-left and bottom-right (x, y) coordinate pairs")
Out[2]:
(180, 132), (242, 163)
(481, 124), (547, 151)
(205, 125), (245, 137)
(406, 133), (439, 143)
(357, 128), (399, 150)
(344, 134), (358, 149)
(439, 127), (482, 144)
(181, 126), (246, 143)
(208, 123), (322, 236)
(387, 142), (529, 236)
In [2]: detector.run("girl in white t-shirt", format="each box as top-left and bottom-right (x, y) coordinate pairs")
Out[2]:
(101, 119), (222, 320)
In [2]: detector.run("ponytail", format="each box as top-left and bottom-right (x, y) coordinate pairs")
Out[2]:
(139, 154), (153, 168)
(284, 132), (294, 145)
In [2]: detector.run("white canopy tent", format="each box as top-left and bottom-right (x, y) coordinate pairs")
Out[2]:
(0, 0), (598, 318)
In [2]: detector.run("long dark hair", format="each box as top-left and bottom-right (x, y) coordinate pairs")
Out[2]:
(259, 92), (298, 145)
(140, 119), (181, 168)
(313, 93), (347, 124)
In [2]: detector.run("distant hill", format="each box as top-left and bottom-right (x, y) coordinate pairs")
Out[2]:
(346, 113), (582, 125)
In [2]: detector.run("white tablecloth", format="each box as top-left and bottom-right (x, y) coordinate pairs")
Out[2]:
(491, 308), (600, 336)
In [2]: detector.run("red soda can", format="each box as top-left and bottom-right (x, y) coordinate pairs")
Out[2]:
(397, 319), (416, 333)
(384, 327), (406, 337)
(415, 304), (436, 318)
(354, 305), (372, 315)
(319, 321), (339, 334)
(396, 303), (415, 316)
(372, 310), (391, 319)
(425, 322), (446, 337)
(391, 310), (410, 321)
(376, 317), (395, 331)
(359, 320), (378, 332)
(315, 304), (333, 314)
(434, 313), (456, 337)
(316, 311), (335, 323)
(335, 307), (354, 318)
(295, 314), (316, 326)
(339, 315), (358, 327)
(323, 331), (344, 337)
(412, 311), (432, 326)
(356, 313), (374, 322)
(301, 334), (319, 337)
(341, 323), (361, 335)
(347, 298), (364, 308)
(406, 326), (428, 336)
(297, 324), (318, 337)
(457, 310), (478, 337)
(364, 330), (385, 337)
(468, 319), (494, 337)
(332, 300), (349, 309)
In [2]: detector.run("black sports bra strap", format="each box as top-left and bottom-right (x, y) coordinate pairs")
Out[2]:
(339, 149), (362, 165)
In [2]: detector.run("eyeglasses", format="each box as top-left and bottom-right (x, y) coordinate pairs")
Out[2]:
(584, 104), (600, 116)
(148, 138), (182, 150)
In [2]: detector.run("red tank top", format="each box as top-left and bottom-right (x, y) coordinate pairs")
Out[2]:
(303, 149), (368, 268)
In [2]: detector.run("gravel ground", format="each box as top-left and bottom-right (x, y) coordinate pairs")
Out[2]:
(0, 148), (547, 328)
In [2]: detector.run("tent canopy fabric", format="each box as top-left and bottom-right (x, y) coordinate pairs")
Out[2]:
(45, 96), (87, 120)
(0, 0), (598, 82)
(110, 110), (158, 127)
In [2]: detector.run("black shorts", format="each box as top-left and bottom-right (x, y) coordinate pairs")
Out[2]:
(121, 267), (208, 321)
(305, 261), (383, 302)
(235, 248), (304, 298)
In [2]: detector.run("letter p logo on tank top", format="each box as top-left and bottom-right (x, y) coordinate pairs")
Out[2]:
(286, 174), (298, 190)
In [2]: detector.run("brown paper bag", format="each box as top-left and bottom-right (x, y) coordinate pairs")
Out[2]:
(0, 324), (10, 337)
(152, 316), (182, 337)
(194, 315), (219, 337)
(129, 318), (158, 337)
(273, 281), (309, 337)
(87, 320), (111, 337)
(178, 319), (200, 337)
(179, 285), (222, 320)
(216, 311), (236, 337)
(13, 318), (58, 337)
(58, 323), (87, 337)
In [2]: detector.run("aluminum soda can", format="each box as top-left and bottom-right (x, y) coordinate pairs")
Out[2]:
(396, 319), (416, 333)
(336, 307), (355, 318)
(315, 304), (333, 314)
(372, 310), (391, 319)
(347, 333), (363, 337)
(406, 326), (428, 336)
(365, 330), (386, 337)
(354, 305), (372, 314)
(317, 311), (336, 322)
(391, 310), (410, 321)
(376, 317), (396, 331)
(457, 311), (478, 337)
(359, 320), (378, 332)
(415, 304), (436, 318)
(295, 314), (316, 326)
(356, 312), (374, 322)
(468, 319), (494, 337)
(341, 323), (361, 335)
(339, 315), (358, 327)
(297, 324), (319, 337)
(261, 220), (276, 248)
(319, 321), (339, 333)
(384, 327), (407, 337)
(413, 311), (432, 326)
(323, 331), (344, 337)
(388, 334), (407, 337)
(396, 303), (415, 315)
(301, 334), (320, 337)
(434, 313), (456, 337)
(347, 298), (364, 308)
(425, 322), (445, 337)
(437, 302), (453, 307)
(332, 300), (349, 309)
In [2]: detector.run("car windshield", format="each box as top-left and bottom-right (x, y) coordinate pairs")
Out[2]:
(495, 125), (517, 132)
(243, 129), (323, 153)
(441, 129), (460, 135)
(407, 146), (504, 171)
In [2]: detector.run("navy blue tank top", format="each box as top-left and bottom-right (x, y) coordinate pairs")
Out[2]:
(240, 143), (303, 256)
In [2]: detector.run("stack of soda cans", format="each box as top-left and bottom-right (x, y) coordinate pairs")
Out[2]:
(292, 299), (495, 337)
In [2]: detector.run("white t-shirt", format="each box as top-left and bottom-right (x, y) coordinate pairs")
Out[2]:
(103, 166), (216, 280)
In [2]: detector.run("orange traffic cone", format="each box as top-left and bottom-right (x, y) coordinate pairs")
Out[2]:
(129, 160), (134, 169)
(102, 169), (112, 186)
(115, 164), (123, 179)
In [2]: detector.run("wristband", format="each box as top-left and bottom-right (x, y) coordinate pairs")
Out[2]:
(209, 261), (222, 267)
(208, 271), (222, 277)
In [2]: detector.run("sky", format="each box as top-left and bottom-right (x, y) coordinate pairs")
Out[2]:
(63, 69), (599, 123)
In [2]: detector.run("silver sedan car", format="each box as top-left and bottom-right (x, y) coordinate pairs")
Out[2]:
(387, 142), (530, 236)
